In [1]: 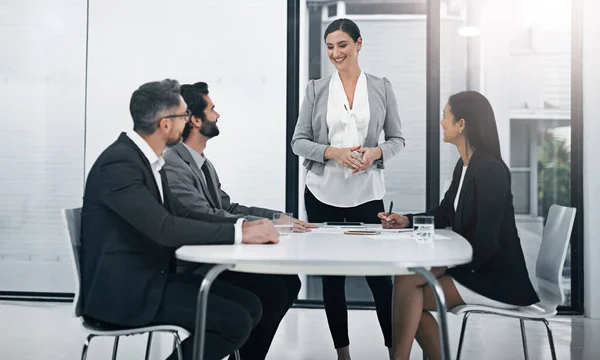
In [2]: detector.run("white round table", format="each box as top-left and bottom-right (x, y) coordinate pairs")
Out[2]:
(176, 228), (472, 360)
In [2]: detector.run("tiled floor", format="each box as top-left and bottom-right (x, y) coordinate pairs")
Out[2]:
(0, 301), (598, 359)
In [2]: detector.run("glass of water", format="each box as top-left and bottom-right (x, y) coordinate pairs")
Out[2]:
(413, 216), (435, 242)
(273, 212), (294, 236)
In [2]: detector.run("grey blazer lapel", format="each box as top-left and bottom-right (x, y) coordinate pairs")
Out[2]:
(173, 143), (218, 208)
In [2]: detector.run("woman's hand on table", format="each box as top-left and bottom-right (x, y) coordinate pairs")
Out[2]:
(377, 212), (410, 229)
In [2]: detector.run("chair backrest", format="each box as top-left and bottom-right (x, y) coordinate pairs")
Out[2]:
(61, 207), (83, 318)
(535, 204), (576, 308)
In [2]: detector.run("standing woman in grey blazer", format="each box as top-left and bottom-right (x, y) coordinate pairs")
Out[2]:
(291, 18), (405, 360)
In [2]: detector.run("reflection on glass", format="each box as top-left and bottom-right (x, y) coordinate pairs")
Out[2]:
(0, 1), (86, 293)
(439, 0), (573, 305)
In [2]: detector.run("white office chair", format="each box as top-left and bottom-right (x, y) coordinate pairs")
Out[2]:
(450, 204), (576, 360)
(62, 208), (241, 360)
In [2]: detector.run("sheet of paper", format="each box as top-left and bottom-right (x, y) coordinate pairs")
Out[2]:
(377, 228), (413, 233)
(310, 227), (366, 234)
(368, 233), (451, 241)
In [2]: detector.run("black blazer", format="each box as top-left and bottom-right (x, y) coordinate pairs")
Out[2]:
(80, 133), (238, 326)
(409, 151), (539, 306)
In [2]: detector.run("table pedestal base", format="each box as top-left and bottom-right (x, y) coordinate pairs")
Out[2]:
(192, 264), (236, 360)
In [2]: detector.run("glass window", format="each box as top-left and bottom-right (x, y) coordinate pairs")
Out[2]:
(439, 0), (573, 305)
(0, 0), (87, 293)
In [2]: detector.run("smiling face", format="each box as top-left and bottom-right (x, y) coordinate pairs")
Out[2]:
(440, 103), (465, 145)
(325, 30), (362, 71)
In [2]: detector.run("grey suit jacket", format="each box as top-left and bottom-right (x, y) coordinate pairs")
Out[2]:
(291, 73), (405, 175)
(163, 143), (278, 221)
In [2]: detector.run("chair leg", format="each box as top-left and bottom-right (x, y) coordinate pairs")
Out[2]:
(456, 312), (472, 360)
(144, 333), (153, 360)
(233, 350), (241, 360)
(111, 336), (120, 360)
(520, 319), (529, 360)
(173, 332), (184, 360)
(542, 319), (558, 360)
(81, 334), (94, 360)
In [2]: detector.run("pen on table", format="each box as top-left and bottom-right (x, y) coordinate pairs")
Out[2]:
(386, 201), (394, 223)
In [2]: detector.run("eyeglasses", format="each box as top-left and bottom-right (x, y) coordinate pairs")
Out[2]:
(164, 109), (192, 122)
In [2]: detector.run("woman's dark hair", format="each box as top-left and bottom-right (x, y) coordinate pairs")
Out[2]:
(324, 18), (361, 42)
(447, 91), (505, 165)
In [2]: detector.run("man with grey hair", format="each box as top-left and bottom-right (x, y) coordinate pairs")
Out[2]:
(80, 79), (279, 360)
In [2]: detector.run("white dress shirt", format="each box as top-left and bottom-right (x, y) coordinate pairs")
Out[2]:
(127, 131), (165, 202)
(183, 143), (207, 169)
(305, 71), (386, 207)
(128, 132), (244, 243)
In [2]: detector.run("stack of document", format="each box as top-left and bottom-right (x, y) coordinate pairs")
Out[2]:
(310, 227), (364, 234)
(310, 224), (413, 234)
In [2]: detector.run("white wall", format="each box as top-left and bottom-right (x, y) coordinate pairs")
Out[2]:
(84, 1), (289, 355)
(85, 0), (288, 211)
(583, 0), (600, 319)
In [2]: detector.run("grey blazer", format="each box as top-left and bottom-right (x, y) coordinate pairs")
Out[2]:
(291, 73), (405, 175)
(163, 143), (278, 221)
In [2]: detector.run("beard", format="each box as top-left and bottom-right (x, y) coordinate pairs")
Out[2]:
(199, 120), (220, 138)
(165, 133), (183, 148)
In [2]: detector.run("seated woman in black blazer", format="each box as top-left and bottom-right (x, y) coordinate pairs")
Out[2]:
(378, 91), (540, 360)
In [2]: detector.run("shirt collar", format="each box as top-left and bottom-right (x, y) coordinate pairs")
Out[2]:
(126, 130), (165, 171)
(183, 142), (206, 169)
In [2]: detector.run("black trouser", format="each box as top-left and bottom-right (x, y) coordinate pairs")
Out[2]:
(177, 263), (301, 360)
(304, 187), (393, 349)
(151, 273), (262, 360)
(220, 272), (301, 360)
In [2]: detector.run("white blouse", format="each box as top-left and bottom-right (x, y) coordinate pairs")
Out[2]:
(305, 71), (386, 208)
(454, 166), (468, 211)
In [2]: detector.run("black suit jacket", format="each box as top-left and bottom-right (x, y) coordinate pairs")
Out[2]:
(409, 150), (539, 306)
(80, 133), (238, 326)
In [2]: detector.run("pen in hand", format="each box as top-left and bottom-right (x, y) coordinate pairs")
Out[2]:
(386, 201), (394, 224)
